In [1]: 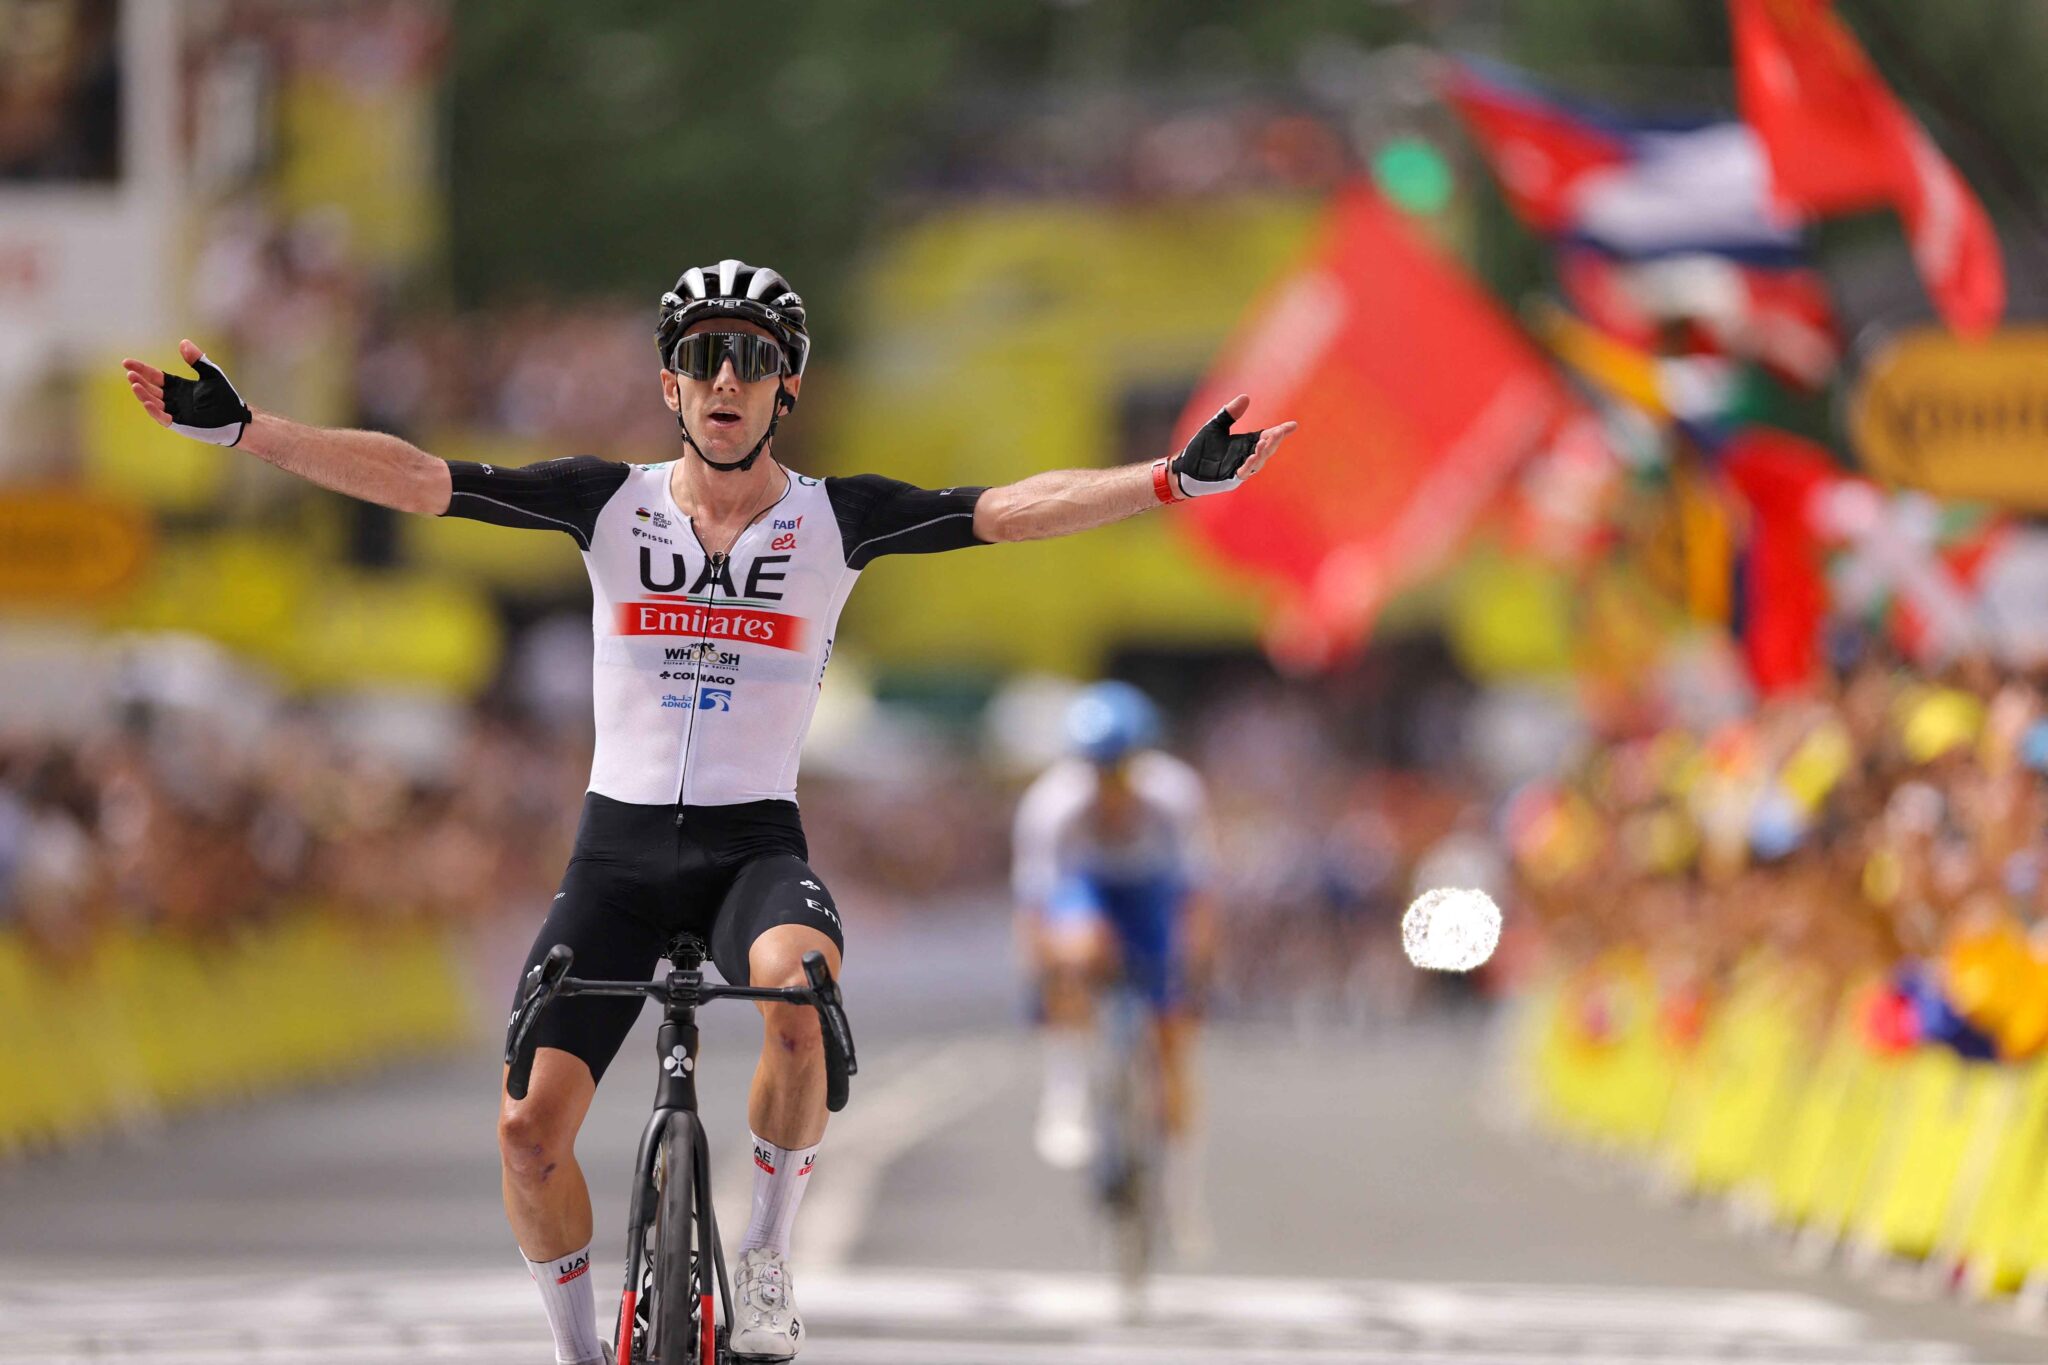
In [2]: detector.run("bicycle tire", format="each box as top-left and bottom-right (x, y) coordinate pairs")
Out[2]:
(650, 1121), (712, 1364)
(1108, 1062), (1155, 1302)
(1097, 985), (1162, 1312)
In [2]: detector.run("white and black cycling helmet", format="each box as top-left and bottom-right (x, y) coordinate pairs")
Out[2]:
(656, 259), (810, 472)
(657, 259), (810, 382)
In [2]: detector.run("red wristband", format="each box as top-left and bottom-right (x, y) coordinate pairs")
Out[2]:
(1152, 457), (1185, 504)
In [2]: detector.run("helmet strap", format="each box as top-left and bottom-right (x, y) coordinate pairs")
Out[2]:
(673, 381), (791, 474)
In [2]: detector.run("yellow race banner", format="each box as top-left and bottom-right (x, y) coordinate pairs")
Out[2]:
(1850, 326), (2048, 508)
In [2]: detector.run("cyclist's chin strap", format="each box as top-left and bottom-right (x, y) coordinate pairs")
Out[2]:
(675, 383), (795, 474)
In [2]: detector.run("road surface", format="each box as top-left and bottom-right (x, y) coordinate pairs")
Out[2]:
(3, 907), (2043, 1363)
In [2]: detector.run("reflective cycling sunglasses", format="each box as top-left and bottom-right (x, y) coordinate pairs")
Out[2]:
(668, 331), (787, 383)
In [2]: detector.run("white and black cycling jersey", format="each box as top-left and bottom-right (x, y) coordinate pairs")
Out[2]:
(441, 457), (987, 806)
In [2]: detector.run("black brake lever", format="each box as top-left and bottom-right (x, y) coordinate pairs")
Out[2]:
(505, 945), (574, 1101)
(801, 951), (857, 1112)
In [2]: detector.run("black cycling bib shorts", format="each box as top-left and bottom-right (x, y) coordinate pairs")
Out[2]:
(514, 794), (844, 1082)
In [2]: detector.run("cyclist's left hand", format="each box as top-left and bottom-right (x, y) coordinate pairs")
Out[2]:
(1167, 394), (1299, 499)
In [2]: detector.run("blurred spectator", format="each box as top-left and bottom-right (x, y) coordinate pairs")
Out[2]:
(0, 0), (120, 182)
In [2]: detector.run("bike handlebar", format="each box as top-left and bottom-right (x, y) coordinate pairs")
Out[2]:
(803, 950), (858, 1113)
(503, 945), (858, 1111)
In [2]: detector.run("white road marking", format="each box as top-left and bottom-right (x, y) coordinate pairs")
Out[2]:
(0, 1264), (1993, 1364)
(794, 1034), (1023, 1268)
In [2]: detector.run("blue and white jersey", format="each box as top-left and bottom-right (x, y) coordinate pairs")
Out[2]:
(1011, 751), (1212, 905)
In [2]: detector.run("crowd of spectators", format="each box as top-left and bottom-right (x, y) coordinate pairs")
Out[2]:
(1191, 683), (1502, 1027)
(1512, 634), (2048, 1063)
(0, 656), (1500, 1030)
(0, 705), (584, 956)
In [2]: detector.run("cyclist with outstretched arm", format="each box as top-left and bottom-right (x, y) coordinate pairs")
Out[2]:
(123, 260), (1296, 1365)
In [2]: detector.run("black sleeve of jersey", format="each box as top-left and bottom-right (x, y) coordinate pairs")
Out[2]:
(825, 474), (990, 570)
(439, 456), (629, 551)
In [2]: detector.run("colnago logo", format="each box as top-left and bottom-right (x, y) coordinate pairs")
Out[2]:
(619, 603), (806, 650)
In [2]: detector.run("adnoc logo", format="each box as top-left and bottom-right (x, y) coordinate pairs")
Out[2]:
(697, 687), (734, 711)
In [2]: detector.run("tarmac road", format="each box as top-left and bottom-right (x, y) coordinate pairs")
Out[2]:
(3, 905), (2043, 1364)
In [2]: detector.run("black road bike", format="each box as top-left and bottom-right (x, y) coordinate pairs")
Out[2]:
(505, 935), (857, 1365)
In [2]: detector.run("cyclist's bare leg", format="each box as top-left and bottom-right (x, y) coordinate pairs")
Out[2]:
(747, 922), (842, 1149)
(736, 922), (840, 1348)
(1152, 1007), (1212, 1258)
(1034, 914), (1116, 1027)
(498, 1047), (599, 1258)
(1032, 917), (1116, 1166)
(1152, 1010), (1198, 1140)
(500, 1048), (606, 1364)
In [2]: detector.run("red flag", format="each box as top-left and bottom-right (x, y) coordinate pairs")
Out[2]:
(1174, 184), (1577, 668)
(1721, 427), (1840, 693)
(1729, 0), (2004, 336)
(1441, 63), (1632, 234)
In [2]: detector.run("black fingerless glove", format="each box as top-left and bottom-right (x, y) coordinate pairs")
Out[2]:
(1154, 406), (1263, 502)
(162, 354), (253, 447)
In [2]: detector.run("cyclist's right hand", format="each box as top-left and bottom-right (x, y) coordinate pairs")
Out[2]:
(122, 339), (253, 447)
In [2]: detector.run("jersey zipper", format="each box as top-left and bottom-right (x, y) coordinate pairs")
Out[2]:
(669, 474), (794, 823)
(671, 549), (726, 826)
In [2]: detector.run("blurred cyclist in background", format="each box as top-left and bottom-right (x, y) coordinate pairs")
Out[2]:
(125, 262), (1295, 1363)
(1013, 681), (1218, 1253)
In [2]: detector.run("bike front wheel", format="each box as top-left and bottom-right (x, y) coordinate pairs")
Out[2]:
(649, 1119), (715, 1364)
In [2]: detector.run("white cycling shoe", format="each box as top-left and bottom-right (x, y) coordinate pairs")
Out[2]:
(729, 1248), (804, 1360)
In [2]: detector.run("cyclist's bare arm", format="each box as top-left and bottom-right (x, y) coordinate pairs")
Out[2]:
(123, 339), (452, 515)
(974, 392), (1297, 543)
(240, 412), (450, 514)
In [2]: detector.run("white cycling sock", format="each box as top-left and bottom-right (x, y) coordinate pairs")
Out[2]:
(1041, 1027), (1089, 1112)
(524, 1240), (604, 1365)
(740, 1130), (819, 1257)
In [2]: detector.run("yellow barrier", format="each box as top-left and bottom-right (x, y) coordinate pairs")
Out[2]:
(0, 914), (473, 1155)
(1516, 958), (2048, 1300)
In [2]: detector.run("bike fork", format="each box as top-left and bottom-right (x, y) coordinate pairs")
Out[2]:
(615, 1105), (666, 1365)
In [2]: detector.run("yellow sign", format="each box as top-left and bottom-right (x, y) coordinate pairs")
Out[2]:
(827, 197), (1320, 674)
(0, 490), (152, 605)
(1850, 327), (2048, 509)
